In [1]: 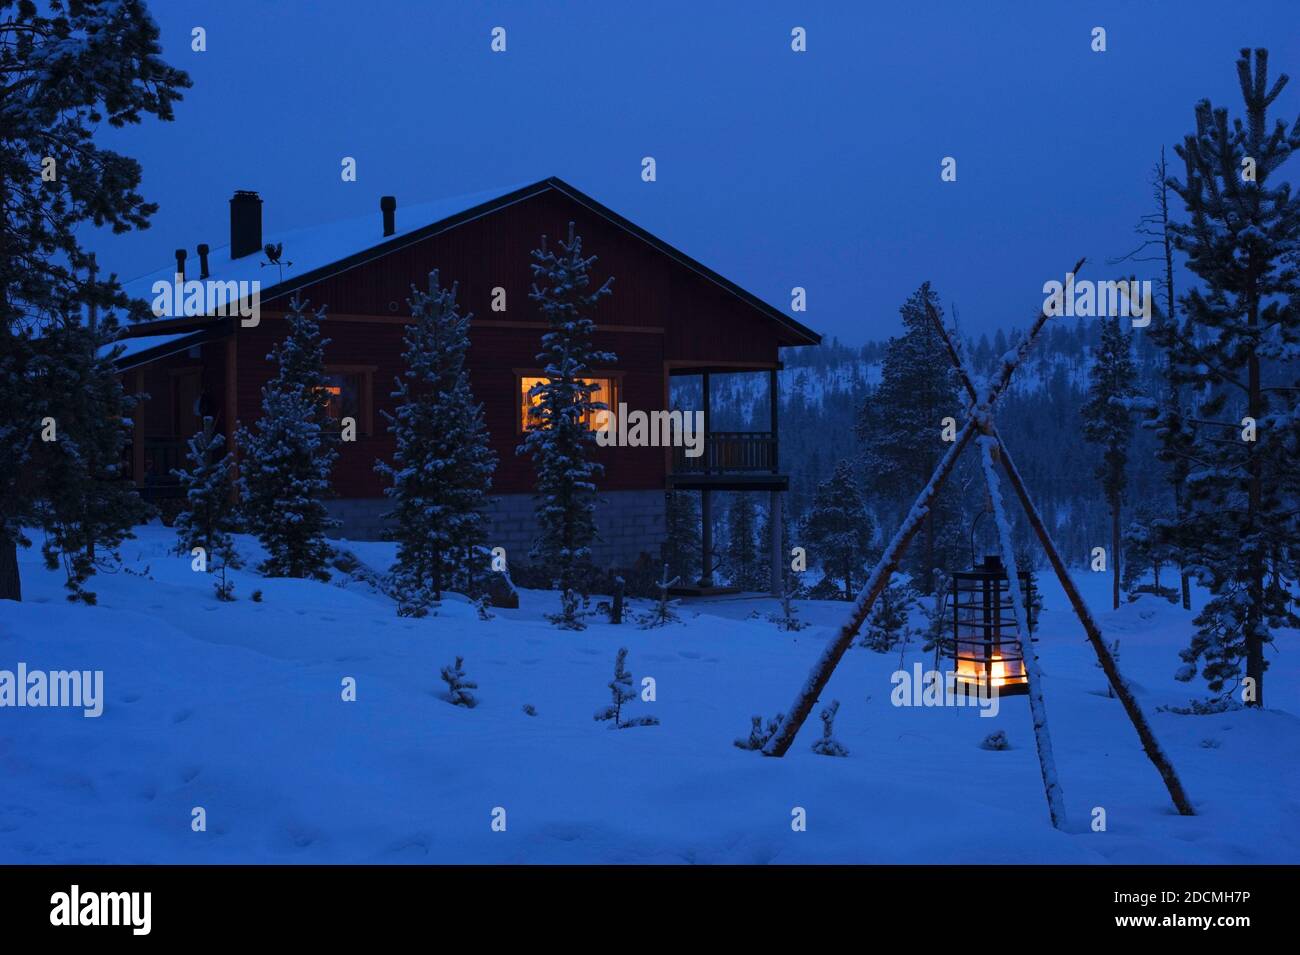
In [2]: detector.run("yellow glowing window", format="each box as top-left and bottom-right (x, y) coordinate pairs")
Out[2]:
(520, 375), (614, 432)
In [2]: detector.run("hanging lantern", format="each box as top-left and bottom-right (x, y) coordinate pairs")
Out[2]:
(951, 555), (1031, 697)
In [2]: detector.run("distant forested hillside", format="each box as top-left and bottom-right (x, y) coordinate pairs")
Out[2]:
(671, 319), (1172, 573)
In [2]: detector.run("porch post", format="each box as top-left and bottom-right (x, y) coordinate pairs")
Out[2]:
(699, 369), (713, 587)
(769, 489), (783, 596)
(701, 371), (711, 473)
(699, 489), (713, 587)
(768, 366), (779, 473)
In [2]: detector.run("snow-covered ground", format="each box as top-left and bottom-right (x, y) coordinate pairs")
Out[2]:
(1, 523), (1296, 864)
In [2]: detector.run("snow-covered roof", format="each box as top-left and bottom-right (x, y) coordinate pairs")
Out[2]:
(115, 176), (821, 346)
(119, 181), (541, 312)
(107, 331), (196, 361)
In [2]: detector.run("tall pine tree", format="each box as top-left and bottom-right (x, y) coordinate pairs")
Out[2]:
(661, 490), (701, 586)
(0, 1), (189, 601)
(1081, 316), (1139, 610)
(856, 282), (961, 592)
(517, 223), (616, 623)
(801, 459), (874, 599)
(1115, 147), (1194, 609)
(238, 297), (338, 580)
(172, 415), (240, 571)
(724, 492), (764, 590)
(33, 314), (149, 602)
(376, 271), (497, 612)
(1163, 49), (1300, 705)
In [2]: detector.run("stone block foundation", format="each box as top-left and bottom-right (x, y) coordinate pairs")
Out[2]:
(326, 489), (667, 570)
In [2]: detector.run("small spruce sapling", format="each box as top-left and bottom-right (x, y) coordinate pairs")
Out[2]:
(768, 565), (808, 632)
(640, 563), (680, 628)
(862, 577), (918, 652)
(811, 700), (849, 757)
(594, 647), (659, 729)
(922, 570), (952, 670)
(548, 587), (584, 630)
(441, 656), (478, 708)
(734, 713), (785, 750)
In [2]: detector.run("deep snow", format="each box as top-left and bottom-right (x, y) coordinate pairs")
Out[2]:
(1, 523), (1296, 864)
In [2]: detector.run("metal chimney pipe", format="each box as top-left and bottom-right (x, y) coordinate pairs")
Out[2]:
(197, 243), (210, 280)
(174, 248), (187, 279)
(380, 195), (396, 237)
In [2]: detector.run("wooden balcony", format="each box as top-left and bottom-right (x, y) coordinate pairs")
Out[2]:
(669, 431), (787, 491)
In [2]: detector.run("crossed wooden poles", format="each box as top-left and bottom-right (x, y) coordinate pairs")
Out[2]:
(761, 259), (1195, 826)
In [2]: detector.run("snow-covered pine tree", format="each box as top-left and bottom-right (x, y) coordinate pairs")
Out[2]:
(861, 576), (917, 652)
(440, 656), (478, 708)
(1122, 506), (1178, 600)
(172, 415), (240, 577)
(724, 493), (763, 590)
(811, 700), (848, 757)
(376, 271), (497, 613)
(734, 713), (785, 751)
(237, 297), (338, 580)
(34, 315), (150, 603)
(801, 459), (874, 599)
(517, 223), (616, 626)
(857, 283), (963, 594)
(0, 4), (189, 602)
(1081, 316), (1139, 611)
(1114, 147), (1194, 610)
(1163, 49), (1300, 705)
(0, 329), (29, 601)
(922, 569), (952, 670)
(594, 647), (659, 729)
(756, 498), (793, 579)
(661, 490), (701, 585)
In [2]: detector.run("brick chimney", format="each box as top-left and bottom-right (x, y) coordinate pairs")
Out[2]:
(380, 195), (396, 237)
(229, 190), (263, 259)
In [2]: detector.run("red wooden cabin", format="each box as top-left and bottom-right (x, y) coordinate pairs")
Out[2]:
(114, 178), (820, 588)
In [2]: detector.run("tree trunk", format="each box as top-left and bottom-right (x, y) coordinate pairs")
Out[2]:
(1246, 291), (1264, 708)
(0, 537), (20, 602)
(1111, 500), (1121, 610)
(924, 510), (935, 595)
(1175, 484), (1191, 609)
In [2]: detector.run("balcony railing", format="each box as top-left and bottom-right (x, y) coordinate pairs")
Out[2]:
(672, 431), (776, 474)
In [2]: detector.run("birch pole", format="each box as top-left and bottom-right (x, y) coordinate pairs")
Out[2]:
(976, 435), (1069, 829)
(993, 427), (1195, 816)
(762, 420), (976, 757)
(922, 278), (1193, 816)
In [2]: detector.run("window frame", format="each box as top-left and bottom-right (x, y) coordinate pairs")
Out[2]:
(514, 367), (622, 435)
(322, 364), (376, 437)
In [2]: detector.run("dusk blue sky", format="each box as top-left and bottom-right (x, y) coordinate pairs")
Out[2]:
(88, 0), (1300, 343)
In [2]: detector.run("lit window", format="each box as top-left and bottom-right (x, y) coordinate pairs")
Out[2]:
(520, 375), (614, 432)
(321, 372), (361, 428)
